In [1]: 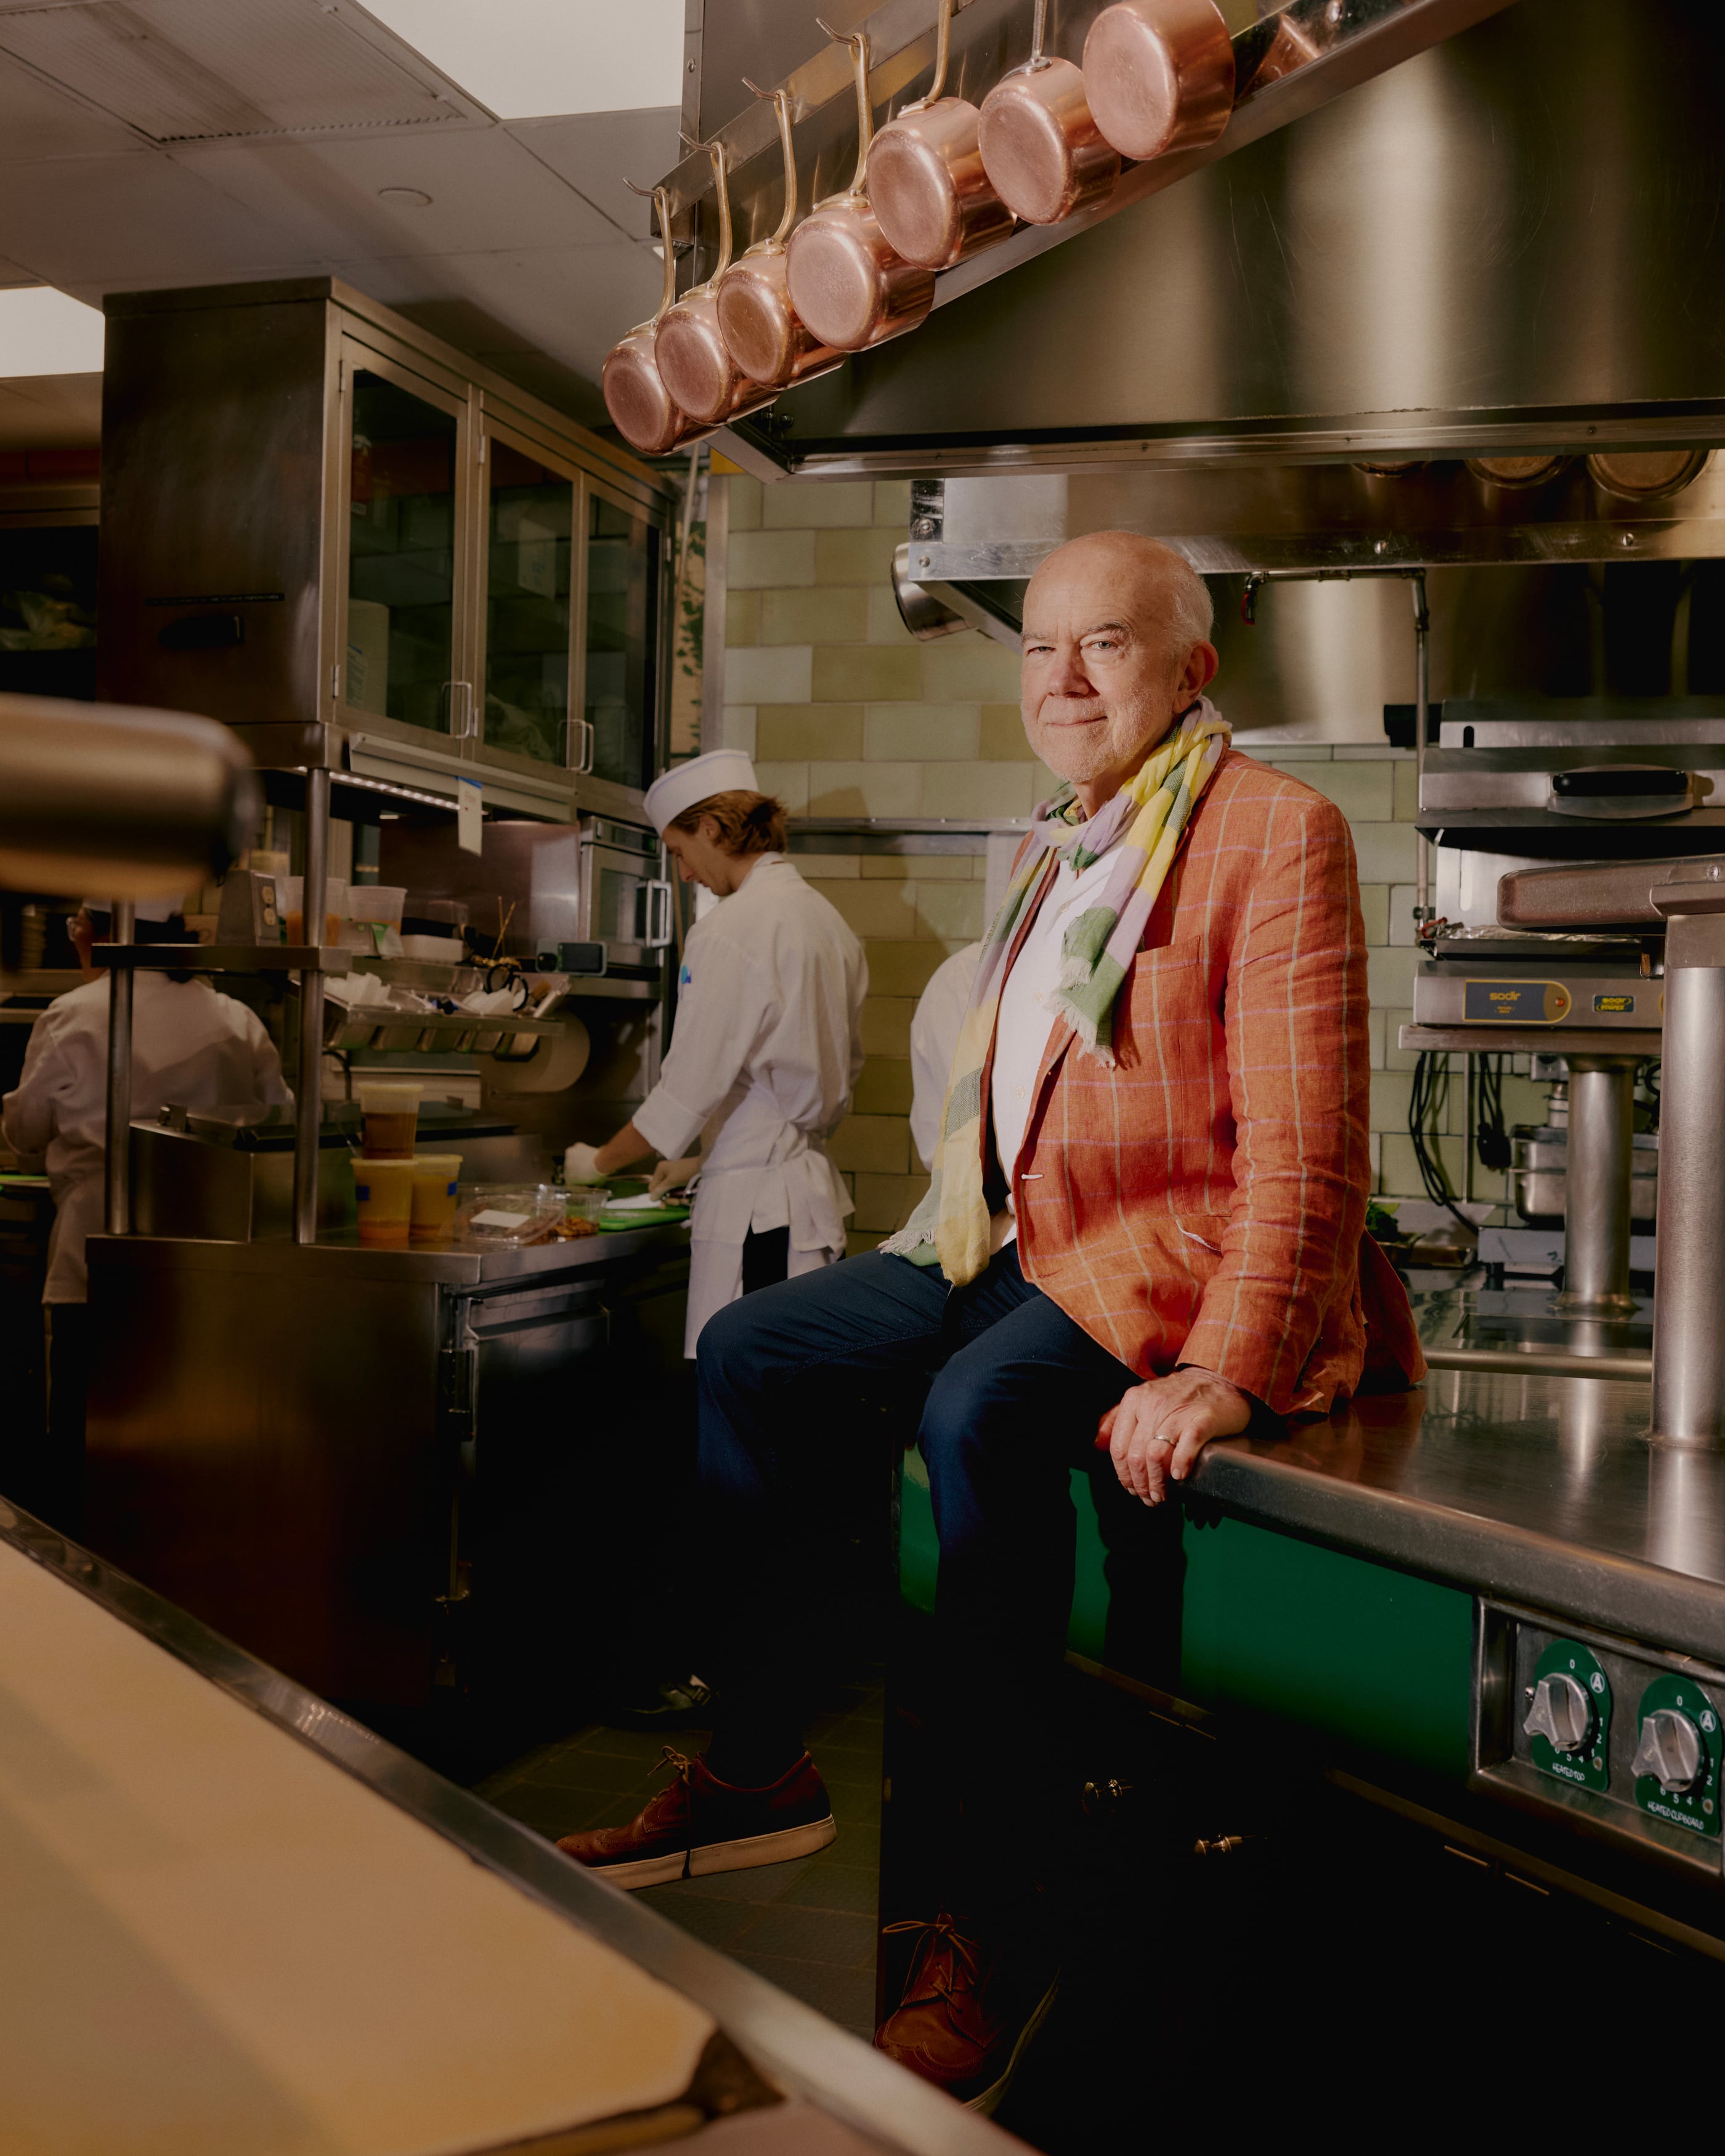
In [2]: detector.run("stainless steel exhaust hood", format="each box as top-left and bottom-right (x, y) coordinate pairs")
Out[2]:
(702, 0), (1725, 480)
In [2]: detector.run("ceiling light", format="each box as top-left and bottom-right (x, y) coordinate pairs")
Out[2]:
(0, 287), (105, 379)
(356, 0), (683, 119)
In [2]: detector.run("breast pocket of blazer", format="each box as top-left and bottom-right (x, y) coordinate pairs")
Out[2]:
(1120, 940), (1217, 1074)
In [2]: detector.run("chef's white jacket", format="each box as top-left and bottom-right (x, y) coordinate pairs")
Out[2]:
(2, 973), (291, 1304)
(634, 854), (867, 1355)
(908, 940), (982, 1172)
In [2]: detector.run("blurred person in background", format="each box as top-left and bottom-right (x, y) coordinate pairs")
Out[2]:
(2, 897), (290, 1529)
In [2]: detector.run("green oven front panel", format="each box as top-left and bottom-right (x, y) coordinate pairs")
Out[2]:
(899, 1456), (1473, 1780)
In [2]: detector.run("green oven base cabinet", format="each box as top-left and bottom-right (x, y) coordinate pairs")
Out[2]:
(898, 1455), (1474, 1781)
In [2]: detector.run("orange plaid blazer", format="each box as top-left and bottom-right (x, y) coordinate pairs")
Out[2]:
(999, 748), (1424, 1417)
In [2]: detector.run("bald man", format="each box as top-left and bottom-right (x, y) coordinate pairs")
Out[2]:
(558, 533), (1423, 2108)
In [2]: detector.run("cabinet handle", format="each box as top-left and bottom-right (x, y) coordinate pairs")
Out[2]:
(572, 715), (596, 774)
(442, 681), (476, 739)
(644, 880), (673, 948)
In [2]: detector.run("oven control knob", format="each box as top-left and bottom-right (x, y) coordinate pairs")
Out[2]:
(1632, 1708), (1704, 1794)
(1524, 1672), (1593, 1754)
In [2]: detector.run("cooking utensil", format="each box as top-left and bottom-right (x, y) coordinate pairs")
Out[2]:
(601, 186), (712, 456)
(977, 0), (1119, 228)
(865, 0), (1016, 271)
(716, 83), (845, 389)
(1082, 0), (1234, 164)
(654, 142), (781, 427)
(784, 22), (936, 355)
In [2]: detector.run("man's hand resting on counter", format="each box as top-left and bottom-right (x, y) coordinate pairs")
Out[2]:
(1098, 1366), (1252, 1506)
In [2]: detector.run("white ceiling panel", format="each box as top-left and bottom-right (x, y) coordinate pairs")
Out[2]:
(0, 46), (149, 161)
(351, 0), (682, 120)
(172, 126), (620, 261)
(0, 370), (102, 447)
(334, 237), (659, 383)
(0, 152), (320, 284)
(0, 0), (485, 142)
(508, 108), (680, 243)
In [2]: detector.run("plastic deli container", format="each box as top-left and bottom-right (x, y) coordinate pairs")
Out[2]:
(351, 1156), (416, 1246)
(410, 1153), (463, 1242)
(564, 1186), (608, 1225)
(279, 875), (349, 948)
(355, 1079), (421, 1159)
(453, 1185), (567, 1244)
(348, 885), (407, 927)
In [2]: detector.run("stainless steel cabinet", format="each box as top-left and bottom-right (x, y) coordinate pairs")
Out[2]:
(100, 276), (678, 825)
(84, 1225), (689, 1713)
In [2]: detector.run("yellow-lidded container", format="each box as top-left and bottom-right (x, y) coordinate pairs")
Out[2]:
(410, 1153), (463, 1242)
(351, 1155), (416, 1246)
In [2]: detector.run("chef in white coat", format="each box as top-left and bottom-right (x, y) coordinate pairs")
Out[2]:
(2, 896), (291, 1526)
(565, 750), (867, 1357)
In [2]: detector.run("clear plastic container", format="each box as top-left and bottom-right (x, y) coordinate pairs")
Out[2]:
(279, 875), (349, 947)
(350, 1155), (416, 1246)
(349, 885), (407, 927)
(453, 1184), (567, 1244)
(355, 1079), (421, 1160)
(410, 1153), (463, 1242)
(564, 1185), (608, 1226)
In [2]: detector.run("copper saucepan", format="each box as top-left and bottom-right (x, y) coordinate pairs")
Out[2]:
(654, 142), (779, 428)
(601, 186), (711, 456)
(977, 0), (1119, 228)
(865, 0), (1016, 272)
(784, 22), (936, 355)
(716, 83), (845, 391)
(1082, 0), (1234, 164)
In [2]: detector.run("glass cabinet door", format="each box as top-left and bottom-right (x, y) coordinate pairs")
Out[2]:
(483, 438), (572, 765)
(345, 366), (460, 734)
(583, 490), (661, 792)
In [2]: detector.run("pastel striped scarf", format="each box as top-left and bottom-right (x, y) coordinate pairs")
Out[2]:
(882, 699), (1231, 1285)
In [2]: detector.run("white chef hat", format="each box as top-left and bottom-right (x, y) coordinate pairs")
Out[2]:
(643, 749), (760, 836)
(79, 896), (184, 921)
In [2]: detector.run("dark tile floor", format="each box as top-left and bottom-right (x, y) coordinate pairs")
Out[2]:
(475, 1678), (885, 2041)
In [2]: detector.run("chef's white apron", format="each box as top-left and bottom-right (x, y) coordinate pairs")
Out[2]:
(682, 1100), (850, 1356)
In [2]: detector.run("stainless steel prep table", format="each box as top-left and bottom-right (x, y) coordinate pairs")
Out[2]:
(0, 1496), (1015, 2156)
(84, 1221), (691, 1709)
(1190, 1363), (1725, 1667)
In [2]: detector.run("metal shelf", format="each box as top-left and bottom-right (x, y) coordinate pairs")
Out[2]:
(94, 944), (349, 973)
(323, 1007), (559, 1056)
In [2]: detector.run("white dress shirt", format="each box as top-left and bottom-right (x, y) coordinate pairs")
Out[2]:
(634, 854), (868, 1353)
(989, 840), (1122, 1245)
(2, 973), (292, 1303)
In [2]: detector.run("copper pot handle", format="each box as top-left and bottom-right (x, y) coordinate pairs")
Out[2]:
(899, 0), (954, 116)
(704, 142), (735, 286)
(742, 79), (800, 246)
(622, 180), (680, 325)
(816, 17), (874, 197)
(1029, 0), (1051, 71)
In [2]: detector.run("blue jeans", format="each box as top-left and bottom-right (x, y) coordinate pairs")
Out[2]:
(697, 1246), (1175, 1802)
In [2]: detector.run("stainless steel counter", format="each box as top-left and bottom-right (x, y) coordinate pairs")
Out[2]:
(1193, 1363), (1725, 1664)
(88, 1217), (686, 1287)
(0, 1499), (1014, 2156)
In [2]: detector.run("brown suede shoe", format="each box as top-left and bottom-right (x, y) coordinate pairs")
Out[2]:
(875, 1912), (1058, 2114)
(556, 1748), (836, 1889)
